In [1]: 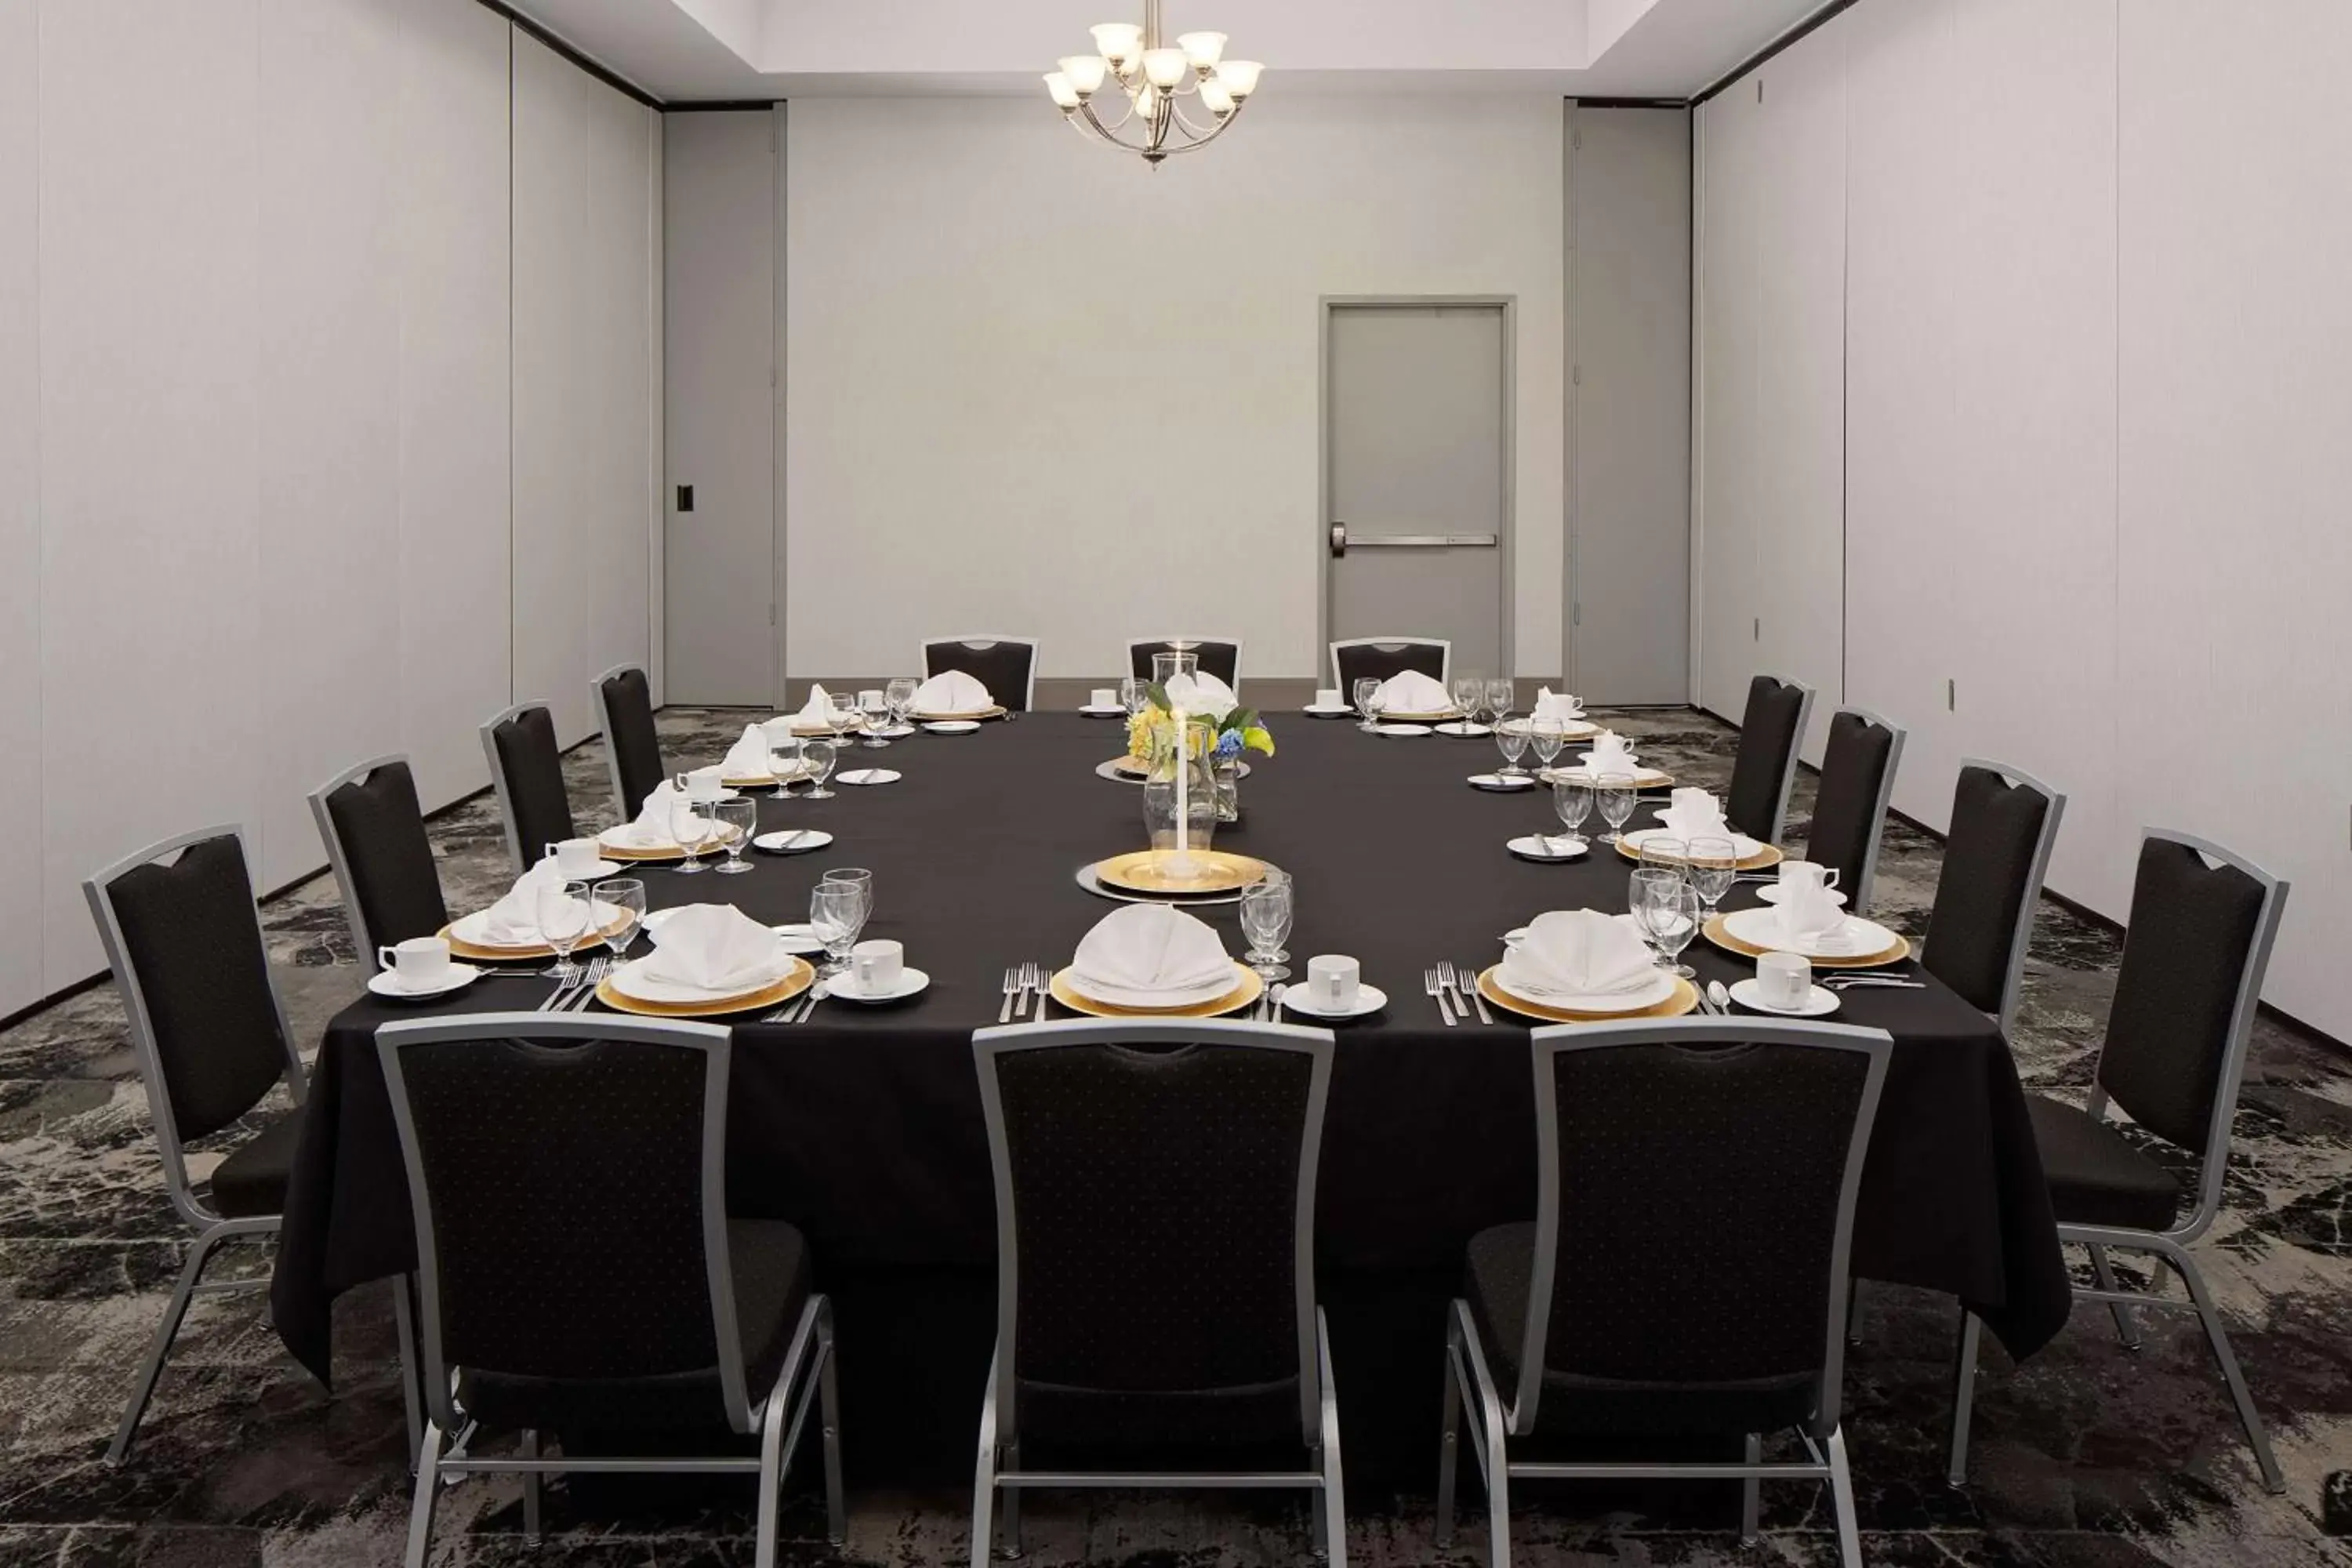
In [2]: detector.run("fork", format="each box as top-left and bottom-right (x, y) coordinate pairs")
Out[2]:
(999, 965), (1022, 1024)
(1446, 961), (1492, 1025)
(1022, 960), (1048, 1019)
(566, 957), (611, 1011)
(1425, 967), (1457, 1027)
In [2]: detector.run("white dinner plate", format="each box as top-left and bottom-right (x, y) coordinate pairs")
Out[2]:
(1547, 764), (1671, 787)
(1722, 906), (1900, 960)
(1755, 884), (1847, 909)
(1374, 723), (1432, 737)
(771, 923), (827, 956)
(837, 768), (901, 785)
(1623, 826), (1764, 861)
(368, 965), (480, 1001)
(1063, 967), (1243, 1011)
(1281, 984), (1388, 1020)
(608, 953), (797, 1006)
(449, 902), (622, 949)
(1494, 967), (1677, 1015)
(1301, 705), (1356, 719)
(543, 858), (624, 880)
(1507, 835), (1588, 862)
(923, 720), (981, 735)
(1728, 978), (1842, 1017)
(1079, 704), (1127, 717)
(1468, 772), (1534, 792)
(753, 829), (835, 854)
(1434, 721), (1495, 737)
(826, 967), (931, 1004)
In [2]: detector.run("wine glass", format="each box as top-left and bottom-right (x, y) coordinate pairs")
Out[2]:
(713, 798), (757, 873)
(820, 868), (873, 928)
(1687, 837), (1740, 921)
(1494, 721), (1529, 779)
(1595, 771), (1637, 845)
(767, 730), (804, 794)
(1120, 675), (1149, 717)
(802, 739), (838, 800)
(809, 884), (862, 977)
(593, 877), (645, 959)
(1640, 836), (1689, 873)
(1551, 776), (1592, 852)
(537, 878), (593, 984)
(1450, 676), (1484, 734)
(1239, 869), (1294, 981)
(1484, 678), (1515, 731)
(1628, 867), (1679, 967)
(1352, 677), (1381, 732)
(670, 795), (715, 874)
(885, 677), (919, 735)
(1529, 713), (1565, 778)
(1637, 873), (1700, 979)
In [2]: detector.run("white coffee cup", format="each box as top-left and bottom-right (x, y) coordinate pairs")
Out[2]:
(379, 935), (452, 985)
(851, 938), (903, 992)
(1308, 954), (1360, 1010)
(1759, 951), (1813, 1010)
(1778, 859), (1840, 892)
(546, 837), (602, 877)
(1091, 687), (1116, 709)
(678, 768), (727, 804)
(1315, 688), (1343, 710)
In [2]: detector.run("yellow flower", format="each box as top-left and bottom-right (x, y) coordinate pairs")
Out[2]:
(1243, 725), (1275, 757)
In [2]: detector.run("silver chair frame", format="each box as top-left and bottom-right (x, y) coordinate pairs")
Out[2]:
(83, 825), (310, 1465)
(1126, 636), (1246, 695)
(918, 634), (1040, 713)
(379, 1014), (844, 1566)
(1944, 757), (2067, 1040)
(1738, 675), (1816, 847)
(590, 661), (660, 819)
(306, 753), (424, 963)
(1327, 636), (1452, 691)
(1947, 829), (2288, 1494)
(1820, 707), (1907, 915)
(477, 699), (564, 877)
(969, 1018), (1344, 1567)
(1437, 1019), (1892, 1568)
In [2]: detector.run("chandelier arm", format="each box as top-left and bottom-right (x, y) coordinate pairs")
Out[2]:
(1151, 96), (1249, 155)
(1076, 97), (1146, 151)
(1167, 95), (1221, 140)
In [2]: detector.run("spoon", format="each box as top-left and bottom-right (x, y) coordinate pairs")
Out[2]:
(1708, 980), (1733, 1016)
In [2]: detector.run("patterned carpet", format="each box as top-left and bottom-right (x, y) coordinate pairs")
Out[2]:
(2, 706), (2346, 1566)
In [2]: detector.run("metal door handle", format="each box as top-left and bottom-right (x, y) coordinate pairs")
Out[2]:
(1329, 528), (1499, 550)
(1330, 523), (1347, 557)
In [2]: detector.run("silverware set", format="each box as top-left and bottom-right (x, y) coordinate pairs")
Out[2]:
(1251, 982), (1288, 1021)
(1819, 971), (1924, 991)
(1424, 962), (1490, 1026)
(760, 978), (829, 1024)
(535, 956), (610, 1013)
(999, 961), (1048, 1023)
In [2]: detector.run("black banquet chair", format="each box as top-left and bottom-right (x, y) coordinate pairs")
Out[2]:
(378, 1014), (844, 1566)
(919, 634), (1039, 712)
(1328, 636), (1450, 691)
(1723, 673), (1815, 845)
(479, 699), (576, 876)
(82, 826), (310, 1463)
(307, 753), (449, 962)
(1920, 758), (2066, 1039)
(1947, 829), (2289, 1494)
(591, 662), (666, 818)
(1802, 707), (1907, 913)
(1127, 636), (1243, 691)
(969, 1018), (1345, 1566)
(1438, 1018), (1892, 1568)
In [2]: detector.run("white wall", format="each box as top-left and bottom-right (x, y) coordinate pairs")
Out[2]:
(1695, 0), (2352, 1037)
(5, 0), (661, 1012)
(784, 93), (1567, 681)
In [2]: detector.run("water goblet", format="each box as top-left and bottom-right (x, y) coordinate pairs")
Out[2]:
(670, 797), (715, 874)
(809, 884), (862, 978)
(1639, 875), (1701, 979)
(1551, 776), (1593, 852)
(885, 677), (919, 735)
(1595, 771), (1638, 845)
(1485, 678), (1515, 730)
(593, 877), (645, 958)
(1494, 721), (1529, 779)
(1628, 867), (1679, 967)
(1529, 713), (1565, 777)
(1451, 676), (1483, 730)
(820, 867), (873, 928)
(1352, 677), (1381, 732)
(766, 731), (804, 793)
(537, 878), (593, 984)
(713, 798), (757, 873)
(1640, 835), (1689, 873)
(1120, 676), (1149, 717)
(1687, 837), (1740, 919)
(802, 739), (839, 800)
(1239, 869), (1294, 981)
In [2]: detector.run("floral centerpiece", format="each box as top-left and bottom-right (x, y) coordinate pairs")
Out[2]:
(1127, 673), (1272, 819)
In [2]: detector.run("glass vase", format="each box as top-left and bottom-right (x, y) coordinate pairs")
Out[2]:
(1140, 724), (1218, 872)
(1213, 756), (1241, 822)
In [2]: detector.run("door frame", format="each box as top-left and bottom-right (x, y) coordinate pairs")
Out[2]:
(1316, 296), (1519, 681)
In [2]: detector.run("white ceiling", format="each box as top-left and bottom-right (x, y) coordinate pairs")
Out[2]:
(506, 0), (1835, 104)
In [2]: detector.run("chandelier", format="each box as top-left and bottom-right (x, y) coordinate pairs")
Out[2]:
(1043, 0), (1262, 167)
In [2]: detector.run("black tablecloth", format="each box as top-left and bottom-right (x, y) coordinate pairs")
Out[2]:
(273, 713), (2067, 1487)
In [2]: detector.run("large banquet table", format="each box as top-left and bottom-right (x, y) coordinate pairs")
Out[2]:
(272, 711), (2069, 1490)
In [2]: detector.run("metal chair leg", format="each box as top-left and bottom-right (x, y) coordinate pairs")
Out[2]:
(1309, 1444), (1329, 1559)
(755, 1381), (789, 1568)
(108, 1229), (222, 1463)
(1946, 1308), (1981, 1489)
(2088, 1243), (2141, 1351)
(2170, 1248), (2285, 1494)
(390, 1276), (424, 1472)
(1824, 1425), (1863, 1568)
(1740, 1434), (1762, 1539)
(1436, 1324), (1463, 1548)
(998, 1440), (1023, 1559)
(817, 1307), (847, 1547)
(1316, 1312), (1346, 1568)
(520, 1429), (543, 1542)
(970, 1372), (1000, 1568)
(403, 1419), (447, 1568)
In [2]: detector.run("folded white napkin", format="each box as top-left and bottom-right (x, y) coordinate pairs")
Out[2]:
(1534, 687), (1584, 723)
(477, 859), (581, 945)
(719, 724), (771, 778)
(1161, 670), (1238, 724)
(1069, 903), (1235, 1002)
(605, 780), (694, 848)
(1581, 730), (1640, 774)
(909, 669), (992, 714)
(1374, 669), (1452, 714)
(795, 684), (847, 725)
(1502, 909), (1659, 997)
(637, 903), (788, 994)
(1656, 786), (1730, 840)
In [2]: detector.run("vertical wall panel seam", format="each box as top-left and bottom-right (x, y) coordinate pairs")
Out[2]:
(506, 20), (517, 705)
(31, 0), (45, 996)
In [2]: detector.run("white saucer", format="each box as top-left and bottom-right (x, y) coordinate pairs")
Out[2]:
(368, 965), (480, 1001)
(923, 720), (981, 735)
(770, 923), (828, 956)
(1468, 772), (1534, 792)
(542, 858), (624, 880)
(827, 967), (931, 1004)
(1301, 704), (1356, 718)
(1728, 978), (1842, 1017)
(1434, 721), (1494, 738)
(1507, 835), (1588, 862)
(1281, 984), (1388, 1020)
(863, 723), (917, 739)
(1079, 704), (1127, 717)
(1756, 884), (1848, 909)
(837, 768), (902, 785)
(753, 829), (835, 854)
(1374, 723), (1432, 737)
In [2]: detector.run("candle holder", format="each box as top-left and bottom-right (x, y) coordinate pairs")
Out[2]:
(1140, 720), (1218, 875)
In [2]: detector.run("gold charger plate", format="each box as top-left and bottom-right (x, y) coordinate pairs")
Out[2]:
(1380, 709), (1456, 723)
(1047, 964), (1262, 1019)
(1700, 912), (1913, 970)
(1092, 848), (1269, 895)
(1475, 967), (1699, 1024)
(789, 718), (864, 738)
(911, 706), (1008, 723)
(593, 957), (815, 1019)
(1616, 838), (1781, 872)
(439, 909), (637, 963)
(599, 822), (746, 863)
(1541, 767), (1676, 789)
(723, 766), (811, 789)
(1107, 754), (1151, 777)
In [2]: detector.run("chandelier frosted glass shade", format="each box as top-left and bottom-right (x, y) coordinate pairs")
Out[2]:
(1046, 0), (1261, 166)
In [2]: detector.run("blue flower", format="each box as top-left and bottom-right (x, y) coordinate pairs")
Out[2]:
(1214, 730), (1244, 759)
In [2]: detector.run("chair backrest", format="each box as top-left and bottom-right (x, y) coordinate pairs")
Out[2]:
(972, 1018), (1334, 1449)
(2092, 830), (2287, 1237)
(1804, 708), (1906, 913)
(1127, 637), (1242, 691)
(82, 826), (306, 1227)
(1724, 674), (1814, 844)
(376, 1014), (754, 1435)
(1514, 1019), (1890, 1439)
(1922, 758), (2064, 1035)
(308, 754), (448, 960)
(920, 635), (1039, 712)
(1328, 637), (1450, 691)
(592, 663), (666, 819)
(478, 701), (575, 876)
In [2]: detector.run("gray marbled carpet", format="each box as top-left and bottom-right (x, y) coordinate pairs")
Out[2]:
(3, 707), (2347, 1566)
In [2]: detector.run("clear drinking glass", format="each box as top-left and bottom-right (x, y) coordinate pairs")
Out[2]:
(860, 692), (892, 748)
(1628, 867), (1679, 968)
(820, 867), (873, 928)
(1352, 677), (1381, 731)
(802, 739), (838, 800)
(1595, 771), (1638, 845)
(809, 884), (862, 977)
(1639, 875), (1700, 979)
(1687, 837), (1740, 918)
(1485, 678), (1515, 729)
(1552, 777), (1592, 851)
(1529, 713), (1565, 776)
(1238, 869), (1294, 980)
(670, 797), (714, 874)
(1120, 675), (1149, 717)
(538, 878), (593, 983)
(713, 798), (757, 873)
(1494, 722), (1529, 779)
(1451, 676), (1482, 728)
(594, 877), (645, 958)
(768, 731), (804, 793)
(886, 677), (919, 735)
(1641, 836), (1689, 873)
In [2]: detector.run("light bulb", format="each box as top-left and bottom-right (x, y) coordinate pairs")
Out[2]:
(1178, 31), (1227, 69)
(1131, 85), (1160, 120)
(1091, 23), (1142, 66)
(1141, 48), (1189, 89)
(1215, 59), (1262, 98)
(1058, 54), (1108, 96)
(1200, 78), (1235, 115)
(1044, 71), (1080, 109)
